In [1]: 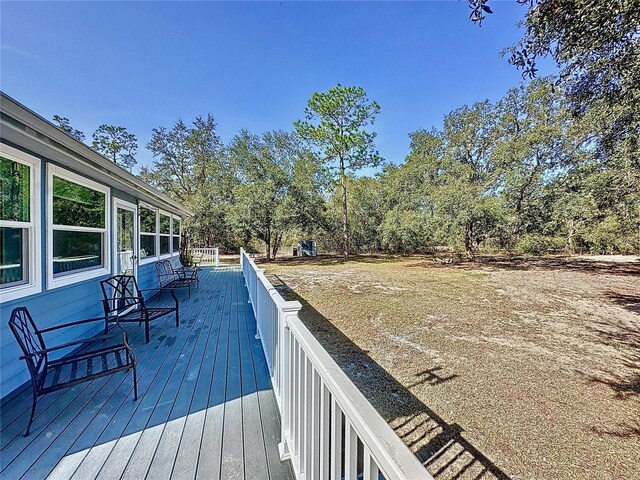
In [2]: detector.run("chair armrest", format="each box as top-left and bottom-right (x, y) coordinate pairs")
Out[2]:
(176, 266), (197, 272)
(102, 298), (144, 315)
(175, 268), (197, 279)
(139, 287), (179, 307)
(139, 287), (176, 294)
(39, 316), (108, 334)
(19, 332), (125, 358)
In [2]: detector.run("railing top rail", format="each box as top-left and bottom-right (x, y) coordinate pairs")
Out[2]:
(240, 249), (431, 479)
(241, 249), (296, 309)
(285, 310), (432, 479)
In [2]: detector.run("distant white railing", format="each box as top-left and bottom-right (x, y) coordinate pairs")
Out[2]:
(190, 247), (219, 266)
(240, 248), (432, 480)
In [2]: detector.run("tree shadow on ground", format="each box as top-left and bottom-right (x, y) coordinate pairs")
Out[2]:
(585, 297), (640, 438)
(591, 422), (640, 439)
(257, 253), (411, 267)
(260, 253), (640, 277)
(409, 255), (640, 277)
(587, 312), (640, 402)
(605, 292), (640, 315)
(270, 274), (511, 480)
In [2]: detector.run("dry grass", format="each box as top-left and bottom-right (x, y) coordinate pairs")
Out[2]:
(262, 254), (640, 480)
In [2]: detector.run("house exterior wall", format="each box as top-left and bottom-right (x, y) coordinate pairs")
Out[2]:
(0, 141), (184, 398)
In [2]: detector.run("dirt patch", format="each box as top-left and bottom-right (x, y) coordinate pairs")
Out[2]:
(264, 254), (640, 480)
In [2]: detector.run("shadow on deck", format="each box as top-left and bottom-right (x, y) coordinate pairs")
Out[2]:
(0, 267), (292, 480)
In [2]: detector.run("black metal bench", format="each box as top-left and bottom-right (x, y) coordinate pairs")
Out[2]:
(155, 259), (197, 298)
(8, 307), (137, 437)
(100, 274), (179, 343)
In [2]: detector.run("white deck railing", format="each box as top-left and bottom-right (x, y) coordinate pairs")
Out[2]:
(240, 248), (432, 480)
(190, 247), (219, 266)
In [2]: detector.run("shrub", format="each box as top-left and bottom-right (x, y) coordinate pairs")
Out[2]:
(515, 233), (562, 255)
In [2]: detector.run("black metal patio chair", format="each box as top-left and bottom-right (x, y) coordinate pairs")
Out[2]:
(100, 274), (179, 343)
(8, 307), (137, 437)
(175, 258), (200, 285)
(155, 259), (197, 298)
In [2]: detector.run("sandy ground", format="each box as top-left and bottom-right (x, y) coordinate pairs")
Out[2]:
(263, 255), (640, 480)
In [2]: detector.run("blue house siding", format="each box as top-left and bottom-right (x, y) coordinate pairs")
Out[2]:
(1, 150), (186, 399)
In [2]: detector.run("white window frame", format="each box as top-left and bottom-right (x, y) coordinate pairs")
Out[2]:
(139, 203), (159, 265)
(158, 210), (172, 259)
(171, 215), (181, 257)
(47, 164), (111, 289)
(0, 143), (41, 302)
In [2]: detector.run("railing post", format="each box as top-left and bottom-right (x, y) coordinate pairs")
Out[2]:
(278, 301), (302, 461)
(215, 247), (220, 267)
(252, 268), (260, 315)
(254, 268), (265, 339)
(255, 274), (262, 341)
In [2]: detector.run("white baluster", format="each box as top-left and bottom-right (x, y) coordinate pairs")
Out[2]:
(330, 399), (343, 480)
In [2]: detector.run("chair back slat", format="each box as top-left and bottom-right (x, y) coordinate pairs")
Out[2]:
(9, 307), (47, 379)
(100, 275), (142, 316)
(155, 260), (176, 287)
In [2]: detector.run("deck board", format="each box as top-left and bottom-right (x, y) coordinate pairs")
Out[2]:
(220, 272), (245, 480)
(0, 267), (292, 480)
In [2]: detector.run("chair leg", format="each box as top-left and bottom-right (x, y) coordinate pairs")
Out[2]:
(145, 321), (150, 343)
(187, 286), (191, 299)
(132, 363), (138, 401)
(25, 390), (37, 437)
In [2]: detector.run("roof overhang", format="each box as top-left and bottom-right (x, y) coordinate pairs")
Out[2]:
(0, 92), (193, 218)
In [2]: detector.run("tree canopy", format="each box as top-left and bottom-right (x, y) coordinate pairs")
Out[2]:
(472, 0), (639, 179)
(48, 2), (639, 259)
(134, 75), (637, 259)
(52, 115), (85, 142)
(295, 84), (381, 260)
(92, 125), (138, 171)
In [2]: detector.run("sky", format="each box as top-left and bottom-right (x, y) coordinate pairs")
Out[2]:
(1, 1), (556, 173)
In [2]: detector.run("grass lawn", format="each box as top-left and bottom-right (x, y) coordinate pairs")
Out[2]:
(261, 254), (640, 480)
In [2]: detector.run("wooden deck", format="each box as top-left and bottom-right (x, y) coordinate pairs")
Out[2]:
(0, 267), (293, 480)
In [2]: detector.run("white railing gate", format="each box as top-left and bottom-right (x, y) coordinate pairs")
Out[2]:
(190, 247), (219, 266)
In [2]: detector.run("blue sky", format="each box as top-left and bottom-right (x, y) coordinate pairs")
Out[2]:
(1, 1), (556, 172)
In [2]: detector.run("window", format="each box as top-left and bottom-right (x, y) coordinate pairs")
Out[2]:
(139, 207), (183, 261)
(159, 212), (171, 256)
(0, 144), (41, 302)
(172, 217), (181, 253)
(139, 206), (157, 262)
(47, 165), (110, 289)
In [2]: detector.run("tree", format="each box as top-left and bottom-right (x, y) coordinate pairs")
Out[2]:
(295, 84), (381, 260)
(227, 130), (325, 260)
(492, 78), (580, 249)
(399, 102), (506, 259)
(470, 0), (639, 182)
(143, 115), (234, 249)
(92, 125), (138, 171)
(442, 102), (505, 258)
(52, 115), (85, 142)
(378, 133), (444, 253)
